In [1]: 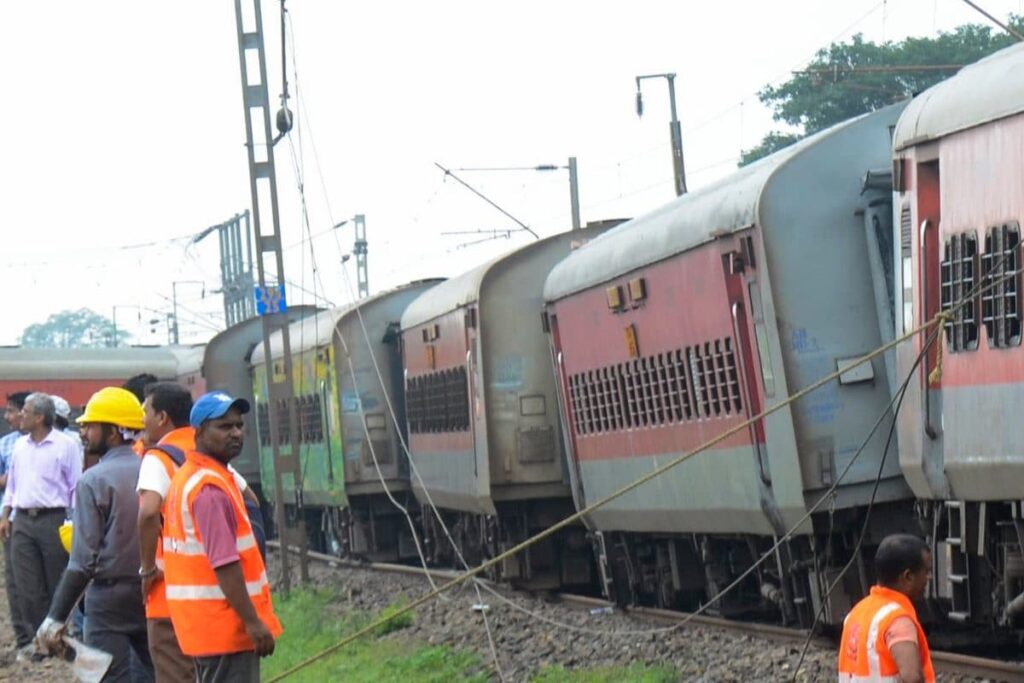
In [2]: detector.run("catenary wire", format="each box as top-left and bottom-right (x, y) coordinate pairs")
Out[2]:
(278, 12), (507, 677)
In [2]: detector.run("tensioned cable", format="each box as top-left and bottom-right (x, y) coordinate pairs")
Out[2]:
(277, 12), (506, 677)
(332, 255), (935, 643)
(791, 245), (1022, 679)
(268, 254), (1017, 681)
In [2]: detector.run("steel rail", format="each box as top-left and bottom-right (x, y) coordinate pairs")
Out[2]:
(268, 541), (1024, 681)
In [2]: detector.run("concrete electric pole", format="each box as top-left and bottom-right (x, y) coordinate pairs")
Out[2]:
(353, 214), (368, 299)
(635, 73), (688, 196)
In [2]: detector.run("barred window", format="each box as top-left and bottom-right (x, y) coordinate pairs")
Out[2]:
(296, 394), (324, 444)
(275, 398), (291, 445)
(406, 366), (470, 434)
(257, 402), (271, 447)
(568, 337), (742, 436)
(981, 222), (1021, 348)
(939, 232), (979, 352)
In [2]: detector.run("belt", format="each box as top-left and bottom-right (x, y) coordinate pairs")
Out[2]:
(15, 507), (65, 517)
(93, 576), (142, 587)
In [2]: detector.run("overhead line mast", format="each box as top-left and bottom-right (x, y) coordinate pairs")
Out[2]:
(232, 0), (309, 590)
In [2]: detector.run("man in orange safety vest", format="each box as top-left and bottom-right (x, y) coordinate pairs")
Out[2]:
(138, 382), (264, 682)
(838, 534), (935, 683)
(163, 392), (281, 682)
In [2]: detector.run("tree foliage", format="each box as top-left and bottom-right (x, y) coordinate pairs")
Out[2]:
(20, 308), (131, 348)
(740, 20), (1023, 166)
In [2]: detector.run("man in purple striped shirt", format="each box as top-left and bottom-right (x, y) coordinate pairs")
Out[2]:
(0, 393), (81, 645)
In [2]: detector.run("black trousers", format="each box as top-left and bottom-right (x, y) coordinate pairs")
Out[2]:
(11, 510), (68, 633)
(2, 535), (30, 647)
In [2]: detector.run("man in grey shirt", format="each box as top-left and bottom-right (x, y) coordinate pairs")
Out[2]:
(35, 387), (154, 682)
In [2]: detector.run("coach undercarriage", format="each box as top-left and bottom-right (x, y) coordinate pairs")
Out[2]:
(420, 500), (594, 591)
(592, 499), (1024, 643)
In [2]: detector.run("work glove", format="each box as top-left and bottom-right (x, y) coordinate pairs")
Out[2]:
(33, 616), (65, 656)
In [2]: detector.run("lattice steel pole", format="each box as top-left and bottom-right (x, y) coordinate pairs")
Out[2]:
(233, 0), (309, 590)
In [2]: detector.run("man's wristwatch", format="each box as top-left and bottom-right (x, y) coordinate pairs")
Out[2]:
(139, 566), (158, 578)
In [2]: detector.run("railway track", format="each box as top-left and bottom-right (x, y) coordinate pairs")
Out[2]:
(270, 542), (1024, 681)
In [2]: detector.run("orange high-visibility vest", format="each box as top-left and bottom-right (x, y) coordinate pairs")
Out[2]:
(141, 426), (195, 620)
(163, 450), (282, 657)
(838, 585), (935, 683)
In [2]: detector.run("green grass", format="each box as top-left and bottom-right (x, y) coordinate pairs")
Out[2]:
(264, 588), (679, 682)
(531, 663), (679, 682)
(262, 588), (488, 683)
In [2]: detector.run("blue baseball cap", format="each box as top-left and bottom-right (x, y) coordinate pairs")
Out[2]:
(190, 391), (251, 428)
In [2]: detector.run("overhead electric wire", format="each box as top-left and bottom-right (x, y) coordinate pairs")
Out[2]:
(434, 162), (540, 240)
(278, 11), (506, 678)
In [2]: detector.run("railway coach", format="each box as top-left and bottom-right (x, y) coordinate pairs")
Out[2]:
(544, 103), (912, 625)
(250, 281), (440, 558)
(400, 224), (618, 589)
(0, 345), (201, 425)
(202, 306), (319, 491)
(893, 41), (1024, 628)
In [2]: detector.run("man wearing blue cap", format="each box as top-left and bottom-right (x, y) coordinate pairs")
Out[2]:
(162, 392), (282, 683)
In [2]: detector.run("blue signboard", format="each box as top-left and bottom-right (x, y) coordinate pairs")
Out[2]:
(254, 284), (288, 315)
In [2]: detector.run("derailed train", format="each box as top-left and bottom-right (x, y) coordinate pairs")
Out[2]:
(3, 42), (1023, 634)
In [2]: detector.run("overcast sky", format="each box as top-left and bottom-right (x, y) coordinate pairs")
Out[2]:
(2, 0), (1020, 345)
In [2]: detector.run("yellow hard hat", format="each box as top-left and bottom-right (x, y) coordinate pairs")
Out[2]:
(59, 520), (73, 554)
(76, 387), (145, 430)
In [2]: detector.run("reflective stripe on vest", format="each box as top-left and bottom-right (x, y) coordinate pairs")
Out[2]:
(163, 533), (258, 556)
(164, 570), (270, 601)
(838, 674), (900, 682)
(867, 603), (901, 680)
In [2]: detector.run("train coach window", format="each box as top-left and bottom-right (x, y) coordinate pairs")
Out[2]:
(257, 402), (271, 447)
(275, 398), (291, 445)
(566, 336), (739, 437)
(981, 223), (1021, 349)
(939, 232), (980, 352)
(405, 367), (470, 433)
(297, 394), (324, 444)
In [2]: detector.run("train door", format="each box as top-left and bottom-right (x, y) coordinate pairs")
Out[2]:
(917, 160), (943, 441)
(718, 233), (774, 489)
(464, 306), (482, 481)
(545, 310), (588, 513)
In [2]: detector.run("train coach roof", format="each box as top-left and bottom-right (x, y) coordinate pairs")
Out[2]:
(166, 345), (206, 373)
(894, 42), (1024, 151)
(401, 230), (589, 329)
(252, 280), (445, 363)
(401, 257), (501, 330)
(0, 346), (182, 380)
(543, 113), (867, 302)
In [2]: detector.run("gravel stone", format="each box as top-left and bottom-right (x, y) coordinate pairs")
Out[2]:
(271, 554), (993, 682)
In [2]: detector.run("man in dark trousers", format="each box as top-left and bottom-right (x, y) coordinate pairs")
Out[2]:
(0, 393), (80, 660)
(34, 387), (154, 682)
(0, 390), (31, 652)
